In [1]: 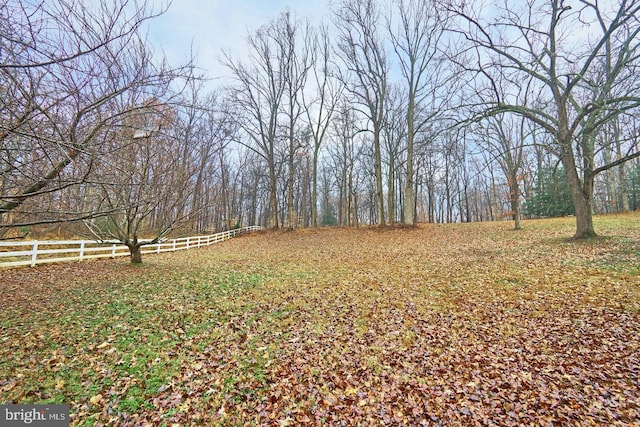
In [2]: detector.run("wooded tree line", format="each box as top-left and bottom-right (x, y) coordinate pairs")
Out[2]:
(2, 0), (640, 256)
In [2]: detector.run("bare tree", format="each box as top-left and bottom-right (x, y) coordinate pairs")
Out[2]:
(84, 101), (195, 263)
(303, 25), (343, 227)
(334, 0), (389, 226)
(223, 18), (289, 229)
(382, 86), (406, 224)
(388, 0), (453, 226)
(177, 87), (234, 232)
(477, 115), (529, 229)
(277, 11), (313, 230)
(448, 0), (640, 238)
(0, 0), (189, 228)
(327, 102), (361, 226)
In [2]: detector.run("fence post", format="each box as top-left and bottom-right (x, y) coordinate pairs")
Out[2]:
(111, 244), (116, 259)
(30, 242), (38, 267)
(79, 241), (85, 261)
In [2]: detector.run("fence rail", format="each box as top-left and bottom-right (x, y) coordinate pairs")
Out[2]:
(0, 226), (263, 269)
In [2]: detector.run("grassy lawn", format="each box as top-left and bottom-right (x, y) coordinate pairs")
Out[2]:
(1, 214), (639, 426)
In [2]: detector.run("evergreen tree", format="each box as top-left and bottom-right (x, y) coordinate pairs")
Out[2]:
(525, 167), (575, 218)
(321, 205), (338, 226)
(627, 163), (640, 211)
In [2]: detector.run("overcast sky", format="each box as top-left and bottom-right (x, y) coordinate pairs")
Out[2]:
(146, 0), (333, 85)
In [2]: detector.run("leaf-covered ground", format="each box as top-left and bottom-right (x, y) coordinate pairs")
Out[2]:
(1, 215), (639, 426)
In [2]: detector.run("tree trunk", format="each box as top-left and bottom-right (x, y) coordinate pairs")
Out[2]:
(405, 182), (415, 226)
(616, 139), (630, 212)
(618, 162), (630, 212)
(312, 147), (319, 227)
(509, 171), (522, 230)
(287, 132), (295, 230)
(301, 157), (309, 227)
(512, 192), (522, 230)
(561, 151), (597, 239)
(268, 157), (279, 230)
(387, 156), (395, 224)
(573, 190), (596, 239)
(404, 85), (416, 226)
(373, 128), (386, 227)
(347, 153), (354, 226)
(129, 244), (143, 264)
(427, 181), (435, 223)
(340, 161), (347, 226)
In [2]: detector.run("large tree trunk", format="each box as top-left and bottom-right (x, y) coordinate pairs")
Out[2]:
(404, 181), (415, 226)
(574, 197), (595, 238)
(128, 244), (143, 264)
(561, 150), (597, 239)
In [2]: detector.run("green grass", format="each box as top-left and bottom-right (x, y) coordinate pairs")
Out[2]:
(0, 264), (276, 424)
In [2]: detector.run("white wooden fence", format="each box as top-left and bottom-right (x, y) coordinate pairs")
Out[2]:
(0, 226), (263, 269)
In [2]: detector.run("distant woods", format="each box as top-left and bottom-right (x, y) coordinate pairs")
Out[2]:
(2, 0), (640, 242)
